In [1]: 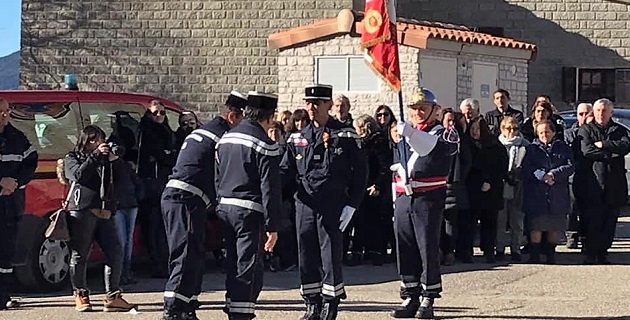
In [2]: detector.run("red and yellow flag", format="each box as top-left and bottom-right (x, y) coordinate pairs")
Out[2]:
(360, 0), (401, 92)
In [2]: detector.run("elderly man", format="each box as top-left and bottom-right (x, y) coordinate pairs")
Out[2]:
(564, 103), (592, 249)
(458, 98), (480, 123)
(331, 94), (353, 126)
(578, 98), (630, 264)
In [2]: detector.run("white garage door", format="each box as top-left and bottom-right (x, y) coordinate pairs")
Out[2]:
(418, 56), (457, 110)
(472, 62), (499, 114)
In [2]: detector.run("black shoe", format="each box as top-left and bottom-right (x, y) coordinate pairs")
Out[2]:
(521, 244), (530, 254)
(346, 252), (362, 266)
(511, 253), (522, 263)
(390, 298), (420, 318)
(527, 244), (541, 264)
(457, 254), (473, 264)
(372, 252), (385, 266)
(415, 297), (434, 319)
(495, 252), (505, 262)
(583, 255), (597, 265)
(302, 302), (322, 320)
(320, 301), (339, 320)
(597, 255), (611, 265)
(161, 310), (199, 320)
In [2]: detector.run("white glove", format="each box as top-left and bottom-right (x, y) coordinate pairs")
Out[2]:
(396, 121), (414, 138)
(533, 169), (546, 181)
(339, 206), (356, 232)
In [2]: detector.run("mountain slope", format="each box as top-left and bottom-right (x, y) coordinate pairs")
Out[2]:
(0, 51), (20, 90)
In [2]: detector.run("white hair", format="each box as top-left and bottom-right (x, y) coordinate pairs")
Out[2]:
(459, 98), (480, 111)
(333, 94), (351, 110)
(593, 98), (613, 109)
(576, 102), (592, 111)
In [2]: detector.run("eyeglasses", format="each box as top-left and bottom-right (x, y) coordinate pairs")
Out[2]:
(577, 112), (589, 116)
(502, 126), (518, 131)
(152, 110), (166, 116)
(376, 112), (390, 118)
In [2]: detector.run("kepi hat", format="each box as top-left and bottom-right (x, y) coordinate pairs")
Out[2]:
(304, 84), (333, 100)
(247, 91), (278, 111)
(226, 91), (248, 110)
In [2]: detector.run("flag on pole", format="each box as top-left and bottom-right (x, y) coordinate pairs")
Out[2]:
(360, 0), (401, 93)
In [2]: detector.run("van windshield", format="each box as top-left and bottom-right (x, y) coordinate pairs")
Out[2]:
(10, 102), (80, 160)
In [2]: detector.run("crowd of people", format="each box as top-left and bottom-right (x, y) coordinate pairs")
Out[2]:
(1, 85), (627, 320)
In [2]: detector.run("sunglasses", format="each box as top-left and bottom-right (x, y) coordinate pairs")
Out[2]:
(181, 120), (196, 126)
(152, 110), (166, 116)
(376, 112), (390, 118)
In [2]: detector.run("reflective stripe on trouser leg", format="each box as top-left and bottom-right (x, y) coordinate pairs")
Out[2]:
(318, 206), (346, 302)
(296, 201), (323, 304)
(412, 194), (444, 298)
(216, 207), (264, 317)
(0, 209), (18, 303)
(395, 196), (422, 300)
(162, 196), (207, 311)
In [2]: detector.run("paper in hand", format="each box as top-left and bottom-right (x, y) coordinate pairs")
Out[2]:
(339, 206), (356, 232)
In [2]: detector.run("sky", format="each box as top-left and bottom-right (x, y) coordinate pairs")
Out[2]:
(0, 0), (21, 57)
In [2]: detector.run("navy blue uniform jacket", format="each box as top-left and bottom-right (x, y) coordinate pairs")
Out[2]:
(0, 123), (38, 217)
(168, 116), (230, 206)
(216, 120), (283, 232)
(280, 117), (368, 211)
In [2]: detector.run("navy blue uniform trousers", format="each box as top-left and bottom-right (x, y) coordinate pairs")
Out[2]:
(296, 200), (346, 304)
(216, 205), (265, 317)
(0, 195), (21, 306)
(162, 191), (207, 312)
(394, 191), (444, 299)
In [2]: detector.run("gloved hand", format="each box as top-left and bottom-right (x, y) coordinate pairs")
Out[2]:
(396, 121), (415, 138)
(339, 206), (356, 232)
(533, 169), (546, 181)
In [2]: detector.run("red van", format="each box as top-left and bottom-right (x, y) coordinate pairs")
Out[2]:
(0, 90), (222, 291)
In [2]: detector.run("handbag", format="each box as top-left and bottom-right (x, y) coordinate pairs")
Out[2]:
(44, 182), (75, 241)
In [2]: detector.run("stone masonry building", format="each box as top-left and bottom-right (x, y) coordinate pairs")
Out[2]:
(20, 0), (630, 115)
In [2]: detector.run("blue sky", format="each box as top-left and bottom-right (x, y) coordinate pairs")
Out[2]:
(0, 0), (21, 57)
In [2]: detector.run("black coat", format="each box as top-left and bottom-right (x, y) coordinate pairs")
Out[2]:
(137, 115), (176, 196)
(466, 137), (509, 211)
(521, 117), (565, 143)
(578, 120), (630, 207)
(445, 131), (472, 210)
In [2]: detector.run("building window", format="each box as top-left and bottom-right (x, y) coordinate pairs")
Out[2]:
(578, 69), (615, 102)
(314, 56), (380, 93)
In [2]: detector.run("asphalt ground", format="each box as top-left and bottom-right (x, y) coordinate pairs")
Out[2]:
(2, 217), (630, 320)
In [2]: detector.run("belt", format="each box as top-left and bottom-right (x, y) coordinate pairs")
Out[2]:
(166, 179), (211, 206)
(219, 197), (265, 214)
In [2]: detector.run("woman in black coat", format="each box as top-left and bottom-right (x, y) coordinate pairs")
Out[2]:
(467, 117), (509, 263)
(439, 110), (472, 265)
(137, 100), (177, 277)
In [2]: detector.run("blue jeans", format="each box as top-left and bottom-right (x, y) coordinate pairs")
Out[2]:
(114, 207), (138, 270)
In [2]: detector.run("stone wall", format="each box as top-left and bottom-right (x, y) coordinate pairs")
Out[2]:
(20, 0), (350, 117)
(277, 34), (529, 118)
(395, 0), (630, 108)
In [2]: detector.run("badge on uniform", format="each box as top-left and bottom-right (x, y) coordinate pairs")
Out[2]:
(314, 155), (321, 160)
(296, 154), (303, 160)
(333, 147), (343, 155)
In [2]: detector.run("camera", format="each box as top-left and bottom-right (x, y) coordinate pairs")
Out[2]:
(107, 142), (125, 156)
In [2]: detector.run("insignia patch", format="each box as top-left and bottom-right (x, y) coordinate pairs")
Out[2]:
(334, 147), (343, 155)
(296, 154), (303, 160)
(314, 155), (321, 160)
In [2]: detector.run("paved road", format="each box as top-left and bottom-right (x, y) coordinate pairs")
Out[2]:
(3, 217), (630, 320)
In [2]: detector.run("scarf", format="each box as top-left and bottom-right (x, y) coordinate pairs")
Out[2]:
(499, 134), (527, 171)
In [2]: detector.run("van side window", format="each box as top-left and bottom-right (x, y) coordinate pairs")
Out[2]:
(9, 102), (80, 160)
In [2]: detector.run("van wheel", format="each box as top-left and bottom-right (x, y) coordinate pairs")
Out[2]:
(14, 234), (71, 292)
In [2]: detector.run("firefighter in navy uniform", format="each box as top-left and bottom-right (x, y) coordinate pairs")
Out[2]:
(161, 91), (247, 320)
(390, 89), (459, 319)
(216, 92), (283, 320)
(280, 84), (368, 320)
(0, 98), (38, 310)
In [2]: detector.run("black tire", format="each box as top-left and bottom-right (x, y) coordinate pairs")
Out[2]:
(14, 232), (71, 292)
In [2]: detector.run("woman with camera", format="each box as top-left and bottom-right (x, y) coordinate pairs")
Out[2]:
(64, 125), (137, 312)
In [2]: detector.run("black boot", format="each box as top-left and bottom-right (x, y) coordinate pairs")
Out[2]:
(320, 301), (339, 320)
(545, 245), (556, 265)
(390, 297), (420, 318)
(161, 309), (199, 320)
(527, 243), (541, 264)
(415, 297), (434, 319)
(301, 302), (322, 320)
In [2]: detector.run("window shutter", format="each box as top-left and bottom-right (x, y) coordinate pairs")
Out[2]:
(316, 58), (348, 90)
(348, 57), (379, 92)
